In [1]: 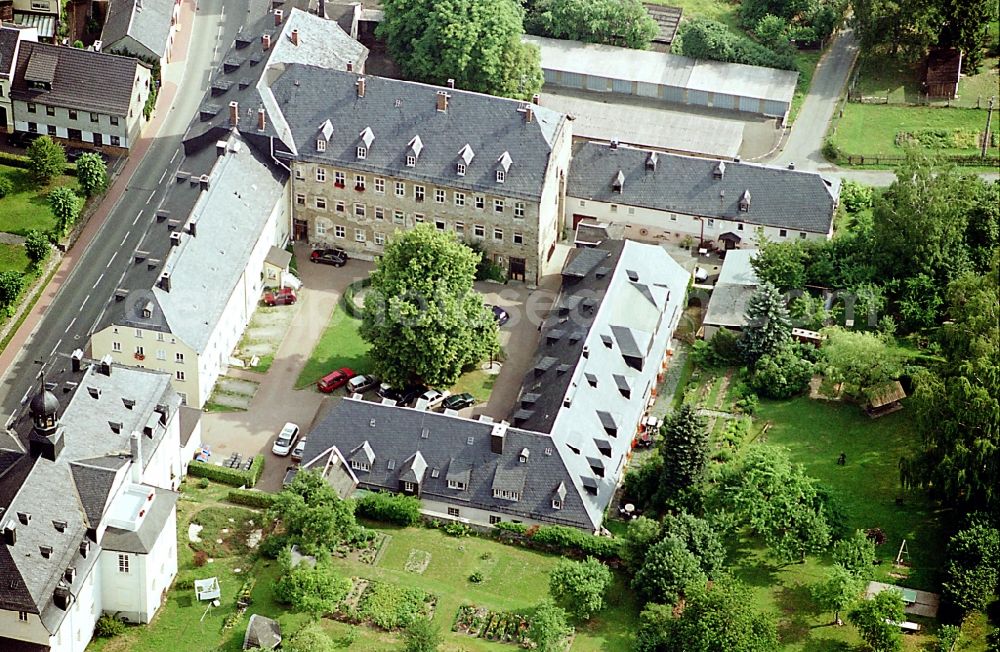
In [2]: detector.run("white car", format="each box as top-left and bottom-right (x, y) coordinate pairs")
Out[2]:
(291, 436), (308, 462)
(271, 422), (300, 456)
(415, 389), (449, 411)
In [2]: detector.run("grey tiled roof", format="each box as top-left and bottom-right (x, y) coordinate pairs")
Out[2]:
(567, 141), (839, 234)
(101, 0), (174, 59)
(0, 26), (22, 78)
(267, 64), (567, 201)
(703, 283), (756, 328)
(70, 461), (120, 527)
(303, 399), (597, 530)
(11, 41), (142, 116)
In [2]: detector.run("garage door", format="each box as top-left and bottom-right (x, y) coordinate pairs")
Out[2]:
(586, 75), (609, 92)
(687, 90), (710, 106)
(762, 99), (788, 117)
(714, 93), (736, 109)
(560, 72), (584, 88)
(543, 69), (558, 84)
(739, 95), (762, 113)
(663, 85), (685, 103)
(612, 78), (633, 94)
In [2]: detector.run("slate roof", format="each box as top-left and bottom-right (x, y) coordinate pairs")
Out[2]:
(0, 25), (27, 74)
(302, 399), (596, 530)
(266, 64), (567, 201)
(703, 283), (756, 328)
(0, 358), (179, 633)
(567, 141), (839, 234)
(101, 0), (174, 59)
(11, 41), (143, 116)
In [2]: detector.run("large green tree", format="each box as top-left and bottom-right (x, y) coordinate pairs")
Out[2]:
(720, 446), (832, 563)
(660, 512), (726, 578)
(403, 617), (443, 652)
(832, 529), (877, 577)
(938, 0), (998, 72)
(283, 622), (334, 652)
(851, 0), (941, 60)
(527, 601), (571, 652)
(942, 520), (1000, 613)
(274, 548), (352, 619)
(739, 282), (792, 365)
(377, 0), (542, 100)
(848, 590), (905, 652)
(657, 403), (709, 493)
(360, 225), (499, 388)
(812, 565), (865, 626)
(749, 342), (814, 399)
(526, 0), (658, 49)
(819, 328), (901, 395)
(620, 516), (662, 572)
(0, 270), (26, 313)
(26, 135), (67, 182)
(48, 186), (81, 235)
(548, 556), (612, 620)
(23, 230), (50, 267)
(76, 152), (108, 197)
(269, 469), (358, 553)
(636, 579), (779, 652)
(632, 536), (707, 604)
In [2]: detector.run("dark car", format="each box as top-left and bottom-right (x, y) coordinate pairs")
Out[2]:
(8, 131), (41, 149)
(317, 367), (356, 393)
(487, 304), (510, 326)
(310, 248), (348, 266)
(263, 287), (297, 306)
(442, 392), (476, 411)
(377, 383), (426, 406)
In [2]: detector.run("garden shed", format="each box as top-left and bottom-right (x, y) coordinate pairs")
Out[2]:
(526, 35), (799, 123)
(864, 381), (906, 418)
(922, 47), (962, 99)
(243, 614), (281, 650)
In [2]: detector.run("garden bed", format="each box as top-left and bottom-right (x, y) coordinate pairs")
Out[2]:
(336, 578), (436, 630)
(453, 604), (531, 646)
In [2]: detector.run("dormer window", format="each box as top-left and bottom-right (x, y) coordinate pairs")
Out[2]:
(357, 146), (367, 159)
(406, 155), (416, 167)
(612, 170), (624, 193)
(447, 480), (466, 490)
(407, 135), (423, 166)
(316, 139), (327, 152)
(496, 151), (512, 183)
(351, 460), (370, 471)
(496, 170), (505, 183)
(456, 162), (466, 176)
(493, 489), (520, 501)
(551, 499), (562, 510)
(739, 189), (751, 212)
(713, 161), (726, 179)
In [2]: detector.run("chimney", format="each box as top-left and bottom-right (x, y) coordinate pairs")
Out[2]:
(274, 8), (283, 25)
(446, 78), (454, 89)
(290, 28), (299, 46)
(356, 76), (365, 98)
(170, 232), (181, 247)
(99, 354), (113, 376)
(79, 540), (90, 558)
(436, 90), (449, 112)
(524, 104), (533, 123)
(155, 404), (168, 425)
(262, 34), (271, 50)
(159, 273), (171, 292)
(188, 220), (197, 237)
(199, 174), (210, 190)
(228, 101), (239, 126)
(130, 433), (143, 482)
(346, 61), (353, 72)
(64, 567), (76, 584)
(257, 107), (266, 131)
(71, 349), (83, 373)
(531, 93), (539, 105)
(53, 586), (70, 611)
(610, 139), (619, 150)
(2, 523), (15, 546)
(490, 422), (507, 455)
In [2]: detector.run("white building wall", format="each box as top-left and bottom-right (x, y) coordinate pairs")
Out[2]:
(46, 561), (102, 652)
(536, 118), (573, 279)
(0, 609), (50, 646)
(567, 196), (832, 246)
(419, 497), (553, 530)
(138, 505), (178, 618)
(140, 412), (183, 490)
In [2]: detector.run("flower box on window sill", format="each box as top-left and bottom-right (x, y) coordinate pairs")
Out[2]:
(134, 353), (145, 361)
(334, 182), (346, 189)
(355, 186), (365, 192)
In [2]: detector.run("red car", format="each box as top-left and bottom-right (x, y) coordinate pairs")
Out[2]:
(263, 287), (297, 306)
(317, 367), (356, 393)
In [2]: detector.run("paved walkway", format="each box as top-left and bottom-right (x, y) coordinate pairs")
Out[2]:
(199, 249), (370, 491)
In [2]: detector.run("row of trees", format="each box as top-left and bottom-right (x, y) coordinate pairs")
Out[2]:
(524, 0), (658, 49)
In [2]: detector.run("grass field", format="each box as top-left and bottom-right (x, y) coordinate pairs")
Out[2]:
(0, 164), (73, 235)
(449, 369), (496, 403)
(295, 306), (372, 388)
(649, 0), (741, 32)
(0, 243), (30, 274)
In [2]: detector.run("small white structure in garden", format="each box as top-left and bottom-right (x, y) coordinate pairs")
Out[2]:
(195, 577), (221, 601)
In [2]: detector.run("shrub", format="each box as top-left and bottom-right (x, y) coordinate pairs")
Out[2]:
(822, 139), (842, 162)
(187, 455), (264, 487)
(494, 521), (528, 534)
(526, 0), (658, 49)
(750, 344), (813, 398)
(677, 18), (796, 71)
(175, 576), (195, 590)
(27, 135), (67, 182)
(198, 478), (210, 489)
(24, 230), (50, 267)
(356, 491), (422, 526)
(531, 525), (622, 559)
(469, 571), (484, 583)
(227, 488), (278, 508)
(48, 186), (81, 235)
(443, 522), (470, 537)
(0, 175), (12, 198)
(76, 152), (108, 197)
(358, 581), (429, 629)
(192, 551), (208, 567)
(258, 533), (291, 559)
(94, 614), (126, 638)
(840, 180), (873, 213)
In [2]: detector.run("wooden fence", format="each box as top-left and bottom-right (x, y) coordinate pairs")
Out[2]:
(844, 154), (1000, 167)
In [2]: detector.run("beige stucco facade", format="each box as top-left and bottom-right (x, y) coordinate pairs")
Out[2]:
(89, 327), (201, 406)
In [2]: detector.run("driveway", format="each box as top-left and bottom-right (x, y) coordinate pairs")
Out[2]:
(200, 244), (371, 491)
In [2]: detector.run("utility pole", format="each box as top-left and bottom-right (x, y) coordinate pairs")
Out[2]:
(983, 96), (995, 159)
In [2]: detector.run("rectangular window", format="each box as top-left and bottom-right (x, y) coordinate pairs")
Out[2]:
(610, 204), (618, 213)
(456, 163), (466, 176)
(414, 213), (424, 223)
(706, 218), (714, 228)
(90, 112), (98, 123)
(18, 611), (28, 622)
(315, 167), (326, 182)
(27, 103), (36, 113)
(799, 232), (807, 239)
(552, 499), (562, 510)
(393, 210), (405, 225)
(435, 219), (446, 231)
(176, 371), (185, 381)
(406, 155), (416, 167)
(454, 192), (465, 207)
(354, 203), (366, 218)
(334, 225), (346, 239)
(496, 170), (505, 183)
(295, 168), (304, 180)
(374, 232), (386, 245)
(447, 507), (460, 517)
(493, 199), (504, 213)
(513, 232), (523, 245)
(334, 171), (346, 187)
(489, 515), (501, 525)
(336, 200), (345, 212)
(68, 110), (77, 120)
(295, 193), (305, 206)
(351, 460), (370, 471)
(779, 229), (787, 238)
(475, 196), (485, 210)
(175, 353), (184, 363)
(118, 554), (129, 573)
(395, 181), (405, 197)
(473, 224), (485, 238)
(493, 228), (503, 241)
(110, 135), (121, 146)
(155, 349), (166, 360)
(48, 125), (57, 136)
(46, 105), (55, 117)
(316, 139), (327, 152)
(374, 177), (385, 194)
(316, 222), (326, 236)
(447, 480), (466, 490)
(315, 197), (327, 210)
(414, 185), (425, 202)
(110, 116), (119, 126)
(454, 221), (465, 235)
(374, 206), (385, 221)
(135, 329), (143, 338)
(403, 481), (415, 492)
(112, 341), (121, 352)
(355, 174), (366, 190)
(435, 189), (446, 204)
(355, 228), (366, 242)
(514, 202), (525, 218)
(356, 146), (367, 159)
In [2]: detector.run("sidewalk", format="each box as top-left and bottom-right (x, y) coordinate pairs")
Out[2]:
(0, 0), (197, 374)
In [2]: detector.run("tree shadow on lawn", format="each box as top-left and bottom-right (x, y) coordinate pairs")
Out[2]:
(775, 582), (821, 644)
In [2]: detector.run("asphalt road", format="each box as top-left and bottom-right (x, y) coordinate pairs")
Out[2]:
(0, 0), (242, 416)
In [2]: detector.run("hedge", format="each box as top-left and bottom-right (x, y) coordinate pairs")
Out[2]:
(340, 277), (372, 319)
(530, 525), (622, 559)
(356, 491), (422, 526)
(0, 151), (77, 175)
(227, 488), (278, 508)
(187, 455), (264, 487)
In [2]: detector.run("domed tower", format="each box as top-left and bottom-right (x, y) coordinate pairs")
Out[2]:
(28, 375), (64, 461)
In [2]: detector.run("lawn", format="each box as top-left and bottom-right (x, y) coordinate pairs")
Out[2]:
(449, 369), (496, 403)
(295, 305), (372, 389)
(648, 0), (741, 33)
(0, 243), (30, 274)
(830, 103), (998, 160)
(0, 164), (73, 235)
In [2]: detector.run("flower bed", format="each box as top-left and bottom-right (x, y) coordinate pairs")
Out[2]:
(337, 578), (436, 630)
(453, 604), (530, 646)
